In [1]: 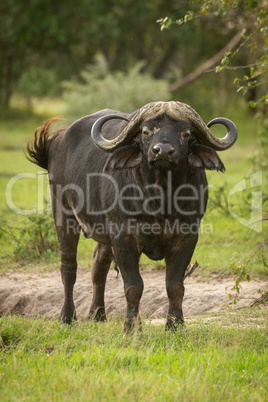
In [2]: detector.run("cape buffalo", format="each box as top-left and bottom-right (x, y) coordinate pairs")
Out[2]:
(27, 101), (237, 332)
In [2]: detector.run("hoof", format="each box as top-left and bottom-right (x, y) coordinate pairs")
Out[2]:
(88, 308), (107, 322)
(123, 319), (142, 336)
(165, 318), (184, 332)
(60, 313), (77, 327)
(60, 308), (77, 325)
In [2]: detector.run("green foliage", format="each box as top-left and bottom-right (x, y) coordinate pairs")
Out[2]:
(158, 0), (268, 109)
(0, 0), (185, 109)
(227, 233), (268, 304)
(0, 0), (78, 107)
(0, 318), (23, 346)
(2, 0), (249, 112)
(63, 57), (170, 118)
(0, 312), (267, 400)
(17, 67), (60, 99)
(228, 261), (251, 305)
(0, 213), (58, 262)
(208, 183), (230, 215)
(13, 213), (58, 260)
(252, 114), (268, 172)
(158, 11), (194, 29)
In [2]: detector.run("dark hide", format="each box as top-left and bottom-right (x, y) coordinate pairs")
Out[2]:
(27, 108), (228, 333)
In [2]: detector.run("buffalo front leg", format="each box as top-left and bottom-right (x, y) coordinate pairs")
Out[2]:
(165, 234), (198, 330)
(112, 237), (143, 334)
(88, 243), (112, 321)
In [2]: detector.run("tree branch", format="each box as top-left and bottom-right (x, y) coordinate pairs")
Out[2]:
(168, 31), (244, 93)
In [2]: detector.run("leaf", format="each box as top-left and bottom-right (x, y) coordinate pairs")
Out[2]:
(249, 101), (257, 108)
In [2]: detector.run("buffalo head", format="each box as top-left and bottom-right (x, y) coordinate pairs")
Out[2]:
(91, 101), (237, 174)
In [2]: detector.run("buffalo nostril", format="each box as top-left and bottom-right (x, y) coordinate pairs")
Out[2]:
(167, 146), (175, 155)
(153, 145), (161, 154)
(153, 143), (175, 156)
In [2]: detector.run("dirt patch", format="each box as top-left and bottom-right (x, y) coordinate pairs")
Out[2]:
(0, 269), (267, 320)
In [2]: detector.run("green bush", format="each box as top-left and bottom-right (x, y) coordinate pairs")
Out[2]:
(62, 55), (170, 119)
(13, 213), (58, 261)
(0, 214), (58, 261)
(17, 66), (60, 99)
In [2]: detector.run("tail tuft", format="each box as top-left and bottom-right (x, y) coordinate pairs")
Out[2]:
(26, 117), (63, 170)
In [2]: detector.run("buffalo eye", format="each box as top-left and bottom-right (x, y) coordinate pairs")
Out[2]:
(142, 127), (151, 136)
(180, 130), (192, 142)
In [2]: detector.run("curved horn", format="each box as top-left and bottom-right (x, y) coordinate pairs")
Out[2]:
(206, 117), (238, 150)
(91, 114), (130, 152)
(166, 102), (238, 151)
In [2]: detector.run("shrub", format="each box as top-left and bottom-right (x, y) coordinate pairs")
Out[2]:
(62, 55), (170, 119)
(13, 213), (58, 261)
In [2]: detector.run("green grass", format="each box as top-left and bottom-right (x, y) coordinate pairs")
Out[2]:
(0, 308), (267, 401)
(0, 97), (267, 276)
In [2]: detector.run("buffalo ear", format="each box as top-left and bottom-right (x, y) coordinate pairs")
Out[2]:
(103, 143), (142, 172)
(188, 143), (225, 172)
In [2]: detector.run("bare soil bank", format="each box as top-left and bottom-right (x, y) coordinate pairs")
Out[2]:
(0, 269), (267, 320)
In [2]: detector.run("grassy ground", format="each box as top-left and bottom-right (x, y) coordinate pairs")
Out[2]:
(0, 97), (267, 276)
(0, 307), (267, 401)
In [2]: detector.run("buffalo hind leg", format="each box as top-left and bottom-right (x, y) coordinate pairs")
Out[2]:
(165, 235), (198, 330)
(88, 243), (112, 321)
(55, 215), (80, 325)
(112, 237), (143, 334)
